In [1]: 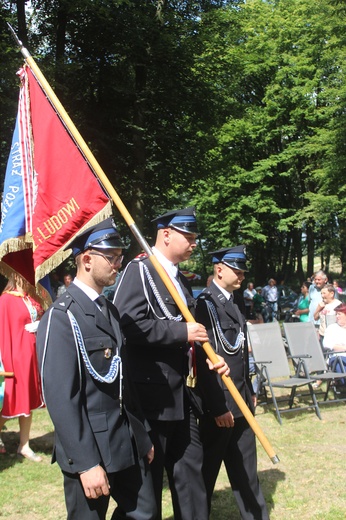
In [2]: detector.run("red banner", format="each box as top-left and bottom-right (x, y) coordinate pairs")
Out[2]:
(26, 66), (111, 281)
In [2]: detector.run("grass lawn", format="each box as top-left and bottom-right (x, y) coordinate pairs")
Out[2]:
(1, 395), (345, 519)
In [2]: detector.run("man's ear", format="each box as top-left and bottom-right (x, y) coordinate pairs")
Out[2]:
(216, 264), (223, 278)
(81, 251), (92, 268)
(163, 227), (171, 243)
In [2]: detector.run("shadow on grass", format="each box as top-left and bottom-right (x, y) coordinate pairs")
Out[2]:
(210, 467), (285, 519)
(161, 463), (285, 519)
(0, 429), (54, 471)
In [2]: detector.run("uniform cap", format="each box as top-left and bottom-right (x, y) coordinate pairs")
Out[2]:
(152, 206), (199, 235)
(65, 217), (125, 257)
(209, 245), (248, 271)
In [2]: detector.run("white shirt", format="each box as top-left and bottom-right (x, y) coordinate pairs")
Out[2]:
(323, 323), (346, 351)
(243, 288), (255, 306)
(213, 280), (233, 301)
(262, 284), (277, 303)
(318, 299), (340, 336)
(73, 278), (100, 302)
(308, 284), (322, 324)
(152, 246), (187, 304)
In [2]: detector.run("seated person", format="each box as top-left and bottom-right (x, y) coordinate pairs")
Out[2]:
(314, 283), (339, 344)
(323, 302), (346, 385)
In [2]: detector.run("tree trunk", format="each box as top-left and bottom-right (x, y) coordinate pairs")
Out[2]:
(16, 0), (28, 47)
(252, 241), (268, 286)
(127, 62), (148, 260)
(54, 2), (67, 91)
(339, 219), (346, 276)
(279, 234), (291, 283)
(306, 225), (315, 278)
(292, 228), (305, 283)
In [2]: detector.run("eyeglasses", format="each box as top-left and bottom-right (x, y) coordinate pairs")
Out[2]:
(89, 250), (123, 266)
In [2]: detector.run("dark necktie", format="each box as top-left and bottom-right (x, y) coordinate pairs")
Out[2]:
(95, 295), (110, 322)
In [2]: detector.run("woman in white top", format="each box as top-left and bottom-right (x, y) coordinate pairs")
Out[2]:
(323, 302), (346, 384)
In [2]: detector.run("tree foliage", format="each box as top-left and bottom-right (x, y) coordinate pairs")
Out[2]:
(190, 0), (346, 283)
(1, 0), (346, 285)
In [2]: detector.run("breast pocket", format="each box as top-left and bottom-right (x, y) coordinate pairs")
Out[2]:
(160, 293), (179, 315)
(84, 335), (114, 375)
(220, 319), (239, 343)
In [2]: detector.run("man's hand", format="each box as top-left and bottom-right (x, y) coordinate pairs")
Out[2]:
(147, 445), (154, 464)
(206, 355), (230, 377)
(214, 411), (234, 428)
(187, 322), (209, 343)
(79, 465), (110, 499)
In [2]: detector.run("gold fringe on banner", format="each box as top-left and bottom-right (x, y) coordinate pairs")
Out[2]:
(0, 260), (52, 310)
(34, 201), (112, 284)
(0, 235), (32, 259)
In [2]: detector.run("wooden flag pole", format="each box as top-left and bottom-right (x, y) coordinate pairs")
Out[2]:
(8, 24), (279, 464)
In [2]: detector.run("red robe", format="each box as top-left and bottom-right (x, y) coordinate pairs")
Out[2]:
(0, 292), (44, 417)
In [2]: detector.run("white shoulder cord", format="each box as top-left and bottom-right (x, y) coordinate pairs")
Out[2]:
(205, 299), (244, 355)
(67, 310), (123, 412)
(67, 310), (122, 384)
(139, 261), (183, 322)
(40, 308), (122, 408)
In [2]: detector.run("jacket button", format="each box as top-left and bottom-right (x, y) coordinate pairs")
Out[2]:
(68, 458), (73, 465)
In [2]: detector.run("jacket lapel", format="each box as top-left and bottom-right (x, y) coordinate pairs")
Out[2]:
(209, 281), (243, 325)
(67, 284), (118, 341)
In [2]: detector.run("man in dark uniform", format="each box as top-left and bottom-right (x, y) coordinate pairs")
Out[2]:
(114, 207), (224, 520)
(195, 246), (269, 520)
(36, 217), (156, 520)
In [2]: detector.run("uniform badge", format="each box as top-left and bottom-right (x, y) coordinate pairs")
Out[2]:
(104, 348), (112, 359)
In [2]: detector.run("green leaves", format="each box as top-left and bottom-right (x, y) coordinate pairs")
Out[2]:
(2, 0), (346, 280)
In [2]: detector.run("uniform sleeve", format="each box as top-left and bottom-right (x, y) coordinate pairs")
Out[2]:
(114, 261), (188, 347)
(36, 308), (101, 473)
(195, 297), (229, 417)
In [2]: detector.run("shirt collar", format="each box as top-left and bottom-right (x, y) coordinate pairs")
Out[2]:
(213, 280), (233, 301)
(152, 246), (178, 278)
(73, 278), (100, 302)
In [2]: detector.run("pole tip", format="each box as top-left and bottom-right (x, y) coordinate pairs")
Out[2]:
(271, 455), (280, 464)
(7, 23), (22, 47)
(7, 23), (31, 58)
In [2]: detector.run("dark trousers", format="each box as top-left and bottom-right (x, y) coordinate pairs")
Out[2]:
(63, 458), (156, 520)
(199, 415), (269, 520)
(148, 409), (208, 520)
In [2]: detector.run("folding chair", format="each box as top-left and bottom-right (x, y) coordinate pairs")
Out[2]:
(247, 322), (321, 424)
(283, 321), (346, 404)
